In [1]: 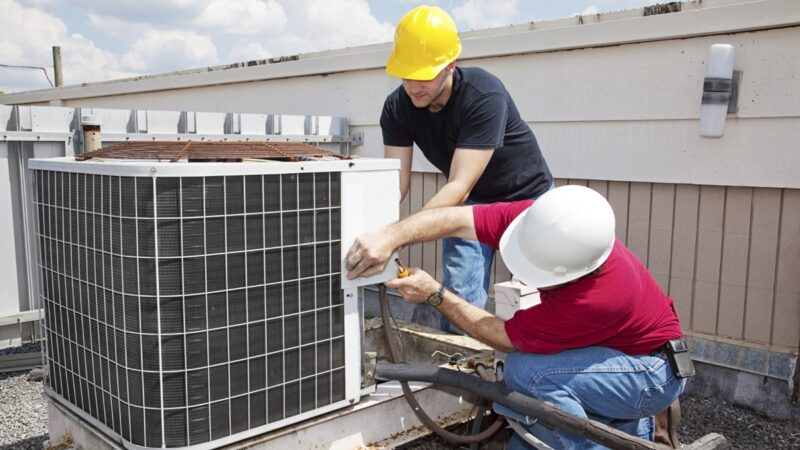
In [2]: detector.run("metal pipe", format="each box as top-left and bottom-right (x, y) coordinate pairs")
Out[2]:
(52, 46), (63, 87)
(376, 362), (676, 450)
(80, 115), (102, 153)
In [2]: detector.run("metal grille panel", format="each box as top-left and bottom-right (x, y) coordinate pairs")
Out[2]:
(35, 169), (346, 448)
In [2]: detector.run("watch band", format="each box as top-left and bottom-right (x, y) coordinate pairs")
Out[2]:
(427, 284), (445, 307)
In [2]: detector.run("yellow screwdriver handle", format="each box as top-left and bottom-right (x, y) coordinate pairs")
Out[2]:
(395, 258), (410, 278)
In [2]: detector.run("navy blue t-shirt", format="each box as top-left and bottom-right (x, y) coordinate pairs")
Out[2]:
(380, 67), (552, 203)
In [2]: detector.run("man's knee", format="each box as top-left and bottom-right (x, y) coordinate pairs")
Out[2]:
(503, 352), (550, 393)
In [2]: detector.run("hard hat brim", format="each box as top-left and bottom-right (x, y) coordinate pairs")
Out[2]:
(498, 207), (615, 289)
(385, 57), (454, 81)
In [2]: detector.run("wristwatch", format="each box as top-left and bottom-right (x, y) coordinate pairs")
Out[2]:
(427, 284), (446, 307)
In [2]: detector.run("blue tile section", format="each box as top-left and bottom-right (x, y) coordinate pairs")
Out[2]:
(714, 342), (743, 367)
(688, 336), (797, 382)
(768, 351), (796, 380)
(741, 347), (768, 373)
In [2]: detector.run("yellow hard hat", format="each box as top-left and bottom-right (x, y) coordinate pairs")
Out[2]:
(386, 5), (462, 81)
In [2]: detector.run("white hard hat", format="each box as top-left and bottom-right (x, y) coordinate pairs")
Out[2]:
(499, 185), (616, 288)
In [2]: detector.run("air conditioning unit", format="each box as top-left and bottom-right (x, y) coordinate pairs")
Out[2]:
(30, 153), (398, 449)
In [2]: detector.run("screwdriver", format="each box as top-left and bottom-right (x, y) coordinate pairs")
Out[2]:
(395, 258), (410, 278)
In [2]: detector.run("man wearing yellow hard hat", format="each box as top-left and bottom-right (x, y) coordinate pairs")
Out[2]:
(381, 5), (553, 331)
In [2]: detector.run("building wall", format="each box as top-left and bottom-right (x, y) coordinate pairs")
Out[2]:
(19, 25), (800, 189)
(399, 174), (799, 355)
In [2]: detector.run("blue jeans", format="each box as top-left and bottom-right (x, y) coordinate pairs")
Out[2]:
(498, 346), (686, 450)
(439, 231), (495, 331)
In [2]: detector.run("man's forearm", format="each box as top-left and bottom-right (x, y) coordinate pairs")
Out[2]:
(385, 145), (412, 202)
(422, 180), (472, 210)
(421, 148), (494, 210)
(384, 206), (477, 251)
(437, 291), (515, 353)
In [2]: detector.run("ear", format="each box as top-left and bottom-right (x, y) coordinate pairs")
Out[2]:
(447, 61), (457, 74)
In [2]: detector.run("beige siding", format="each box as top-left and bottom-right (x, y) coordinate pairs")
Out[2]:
(421, 173), (438, 280)
(607, 181), (630, 243)
(648, 184), (675, 293)
(407, 174), (424, 272)
(773, 190), (800, 348)
(669, 185), (700, 326)
(693, 186), (725, 335)
(717, 187), (752, 340)
(404, 173), (800, 352)
(744, 189), (782, 344)
(627, 183), (652, 265)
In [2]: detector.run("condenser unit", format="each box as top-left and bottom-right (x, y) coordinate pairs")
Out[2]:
(30, 142), (398, 449)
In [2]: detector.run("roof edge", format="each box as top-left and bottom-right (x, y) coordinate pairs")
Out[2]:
(1, 0), (798, 104)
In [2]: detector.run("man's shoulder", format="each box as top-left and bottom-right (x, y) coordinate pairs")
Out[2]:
(381, 85), (414, 126)
(460, 66), (498, 80)
(384, 85), (406, 105)
(472, 200), (534, 249)
(459, 67), (506, 95)
(582, 241), (647, 297)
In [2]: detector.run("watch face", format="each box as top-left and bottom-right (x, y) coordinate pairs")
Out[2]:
(427, 286), (444, 307)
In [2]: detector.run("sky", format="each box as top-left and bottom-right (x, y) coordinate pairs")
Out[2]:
(0, 0), (661, 94)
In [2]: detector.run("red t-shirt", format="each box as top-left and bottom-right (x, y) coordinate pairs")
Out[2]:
(473, 200), (683, 355)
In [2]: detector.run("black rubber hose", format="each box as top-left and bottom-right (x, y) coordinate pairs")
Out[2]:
(376, 362), (674, 450)
(378, 284), (505, 445)
(469, 400), (490, 450)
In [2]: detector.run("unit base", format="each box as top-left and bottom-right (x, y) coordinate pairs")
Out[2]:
(47, 380), (476, 449)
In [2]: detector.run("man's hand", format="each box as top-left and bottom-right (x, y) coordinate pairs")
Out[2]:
(345, 231), (397, 279)
(387, 267), (516, 352)
(385, 268), (439, 303)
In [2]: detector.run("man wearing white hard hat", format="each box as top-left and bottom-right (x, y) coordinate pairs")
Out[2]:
(346, 185), (690, 449)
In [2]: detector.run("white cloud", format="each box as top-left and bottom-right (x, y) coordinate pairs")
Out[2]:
(0, 0), (132, 93)
(17, 0), (56, 5)
(84, 0), (392, 65)
(1, 0), (395, 93)
(227, 42), (273, 62)
(273, 0), (394, 54)
(121, 30), (218, 72)
(579, 6), (600, 15)
(453, 0), (518, 30)
(195, 0), (287, 35)
(72, 0), (211, 25)
(87, 1), (287, 39)
(87, 12), (146, 40)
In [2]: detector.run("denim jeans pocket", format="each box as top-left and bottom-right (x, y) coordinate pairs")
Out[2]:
(637, 377), (678, 417)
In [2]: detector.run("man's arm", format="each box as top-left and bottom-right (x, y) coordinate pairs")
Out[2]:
(386, 268), (515, 353)
(385, 145), (413, 202)
(422, 148), (494, 210)
(346, 205), (477, 279)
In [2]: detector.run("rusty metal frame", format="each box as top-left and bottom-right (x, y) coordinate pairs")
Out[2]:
(75, 140), (351, 162)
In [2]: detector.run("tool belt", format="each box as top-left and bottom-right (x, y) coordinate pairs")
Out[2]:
(652, 338), (695, 378)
